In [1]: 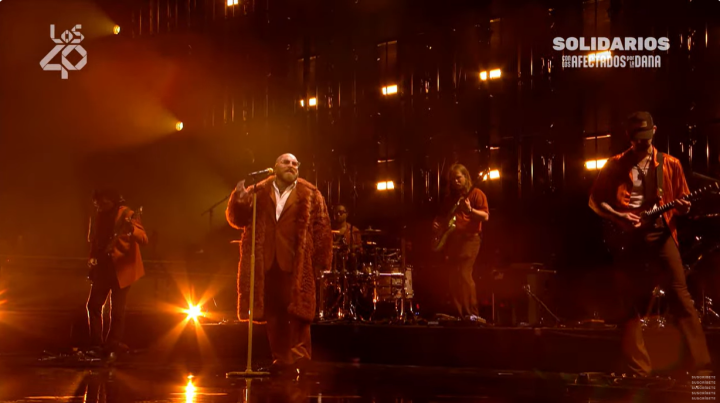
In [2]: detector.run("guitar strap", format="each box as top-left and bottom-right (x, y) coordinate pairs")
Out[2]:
(656, 151), (664, 198)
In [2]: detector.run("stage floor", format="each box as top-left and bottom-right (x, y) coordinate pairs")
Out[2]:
(2, 311), (720, 375)
(0, 359), (697, 403)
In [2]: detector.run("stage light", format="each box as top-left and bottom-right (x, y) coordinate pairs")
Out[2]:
(113, 25), (120, 35)
(185, 375), (195, 403)
(227, 0), (239, 5)
(299, 99), (305, 107)
(308, 97), (317, 107)
(489, 69), (501, 79)
(176, 122), (184, 131)
(584, 134), (611, 140)
(481, 169), (501, 181)
(588, 51), (611, 63)
(585, 159), (608, 170)
(377, 181), (395, 190)
(480, 71), (488, 81)
(381, 85), (398, 95)
(185, 304), (203, 321)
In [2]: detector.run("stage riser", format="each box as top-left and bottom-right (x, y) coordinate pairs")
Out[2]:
(1, 312), (718, 374)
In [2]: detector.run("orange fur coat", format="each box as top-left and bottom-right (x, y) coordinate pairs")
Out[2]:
(226, 177), (332, 323)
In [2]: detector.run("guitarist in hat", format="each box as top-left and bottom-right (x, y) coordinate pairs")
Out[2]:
(589, 111), (711, 377)
(432, 164), (489, 322)
(86, 189), (148, 360)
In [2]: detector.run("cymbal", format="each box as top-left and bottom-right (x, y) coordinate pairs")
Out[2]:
(331, 230), (341, 234)
(361, 228), (384, 235)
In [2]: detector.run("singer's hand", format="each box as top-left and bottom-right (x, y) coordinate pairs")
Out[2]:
(235, 180), (247, 195)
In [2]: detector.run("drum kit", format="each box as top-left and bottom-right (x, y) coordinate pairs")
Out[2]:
(317, 227), (415, 323)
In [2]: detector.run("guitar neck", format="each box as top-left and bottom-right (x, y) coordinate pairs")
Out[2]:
(644, 184), (716, 218)
(644, 196), (684, 217)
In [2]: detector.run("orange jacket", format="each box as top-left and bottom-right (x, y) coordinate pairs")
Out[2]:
(589, 147), (689, 245)
(226, 177), (333, 322)
(88, 206), (148, 288)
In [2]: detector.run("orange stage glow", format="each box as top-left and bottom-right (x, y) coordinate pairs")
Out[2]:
(176, 122), (184, 131)
(186, 375), (196, 403)
(113, 25), (120, 35)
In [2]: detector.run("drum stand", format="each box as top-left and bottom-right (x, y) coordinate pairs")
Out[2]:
(641, 286), (667, 330)
(699, 288), (720, 326)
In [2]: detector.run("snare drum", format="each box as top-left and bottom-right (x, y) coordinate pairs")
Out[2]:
(375, 265), (414, 302)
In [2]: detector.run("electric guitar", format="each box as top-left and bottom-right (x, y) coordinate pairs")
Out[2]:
(88, 206), (143, 280)
(432, 185), (480, 252)
(603, 183), (718, 255)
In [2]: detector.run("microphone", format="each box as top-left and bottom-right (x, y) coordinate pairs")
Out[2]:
(247, 168), (274, 178)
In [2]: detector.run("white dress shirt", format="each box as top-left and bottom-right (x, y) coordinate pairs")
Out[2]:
(272, 180), (297, 221)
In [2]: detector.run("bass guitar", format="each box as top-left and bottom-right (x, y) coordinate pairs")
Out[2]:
(603, 183), (718, 255)
(432, 184), (480, 252)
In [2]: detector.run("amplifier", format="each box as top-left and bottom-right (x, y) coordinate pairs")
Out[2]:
(490, 263), (556, 327)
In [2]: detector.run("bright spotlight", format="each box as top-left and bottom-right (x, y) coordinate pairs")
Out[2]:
(185, 304), (203, 320)
(479, 71), (488, 81)
(376, 181), (395, 190)
(185, 375), (195, 403)
(381, 85), (398, 95)
(489, 69), (501, 79)
(227, 0), (239, 5)
(176, 122), (184, 131)
(113, 25), (121, 35)
(481, 169), (501, 181)
(585, 159), (608, 170)
(308, 97), (317, 107)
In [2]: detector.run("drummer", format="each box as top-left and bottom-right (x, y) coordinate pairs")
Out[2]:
(332, 204), (363, 251)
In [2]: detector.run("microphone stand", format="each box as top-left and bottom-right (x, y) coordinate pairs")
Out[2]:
(227, 175), (270, 378)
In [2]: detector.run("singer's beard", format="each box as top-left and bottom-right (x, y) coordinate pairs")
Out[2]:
(279, 171), (298, 184)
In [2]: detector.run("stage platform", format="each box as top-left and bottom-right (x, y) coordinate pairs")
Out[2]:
(2, 311), (719, 377)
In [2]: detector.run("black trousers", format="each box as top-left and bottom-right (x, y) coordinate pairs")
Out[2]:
(86, 257), (130, 350)
(615, 227), (711, 375)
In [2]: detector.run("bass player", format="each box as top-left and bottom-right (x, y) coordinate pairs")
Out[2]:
(432, 164), (489, 322)
(589, 111), (712, 377)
